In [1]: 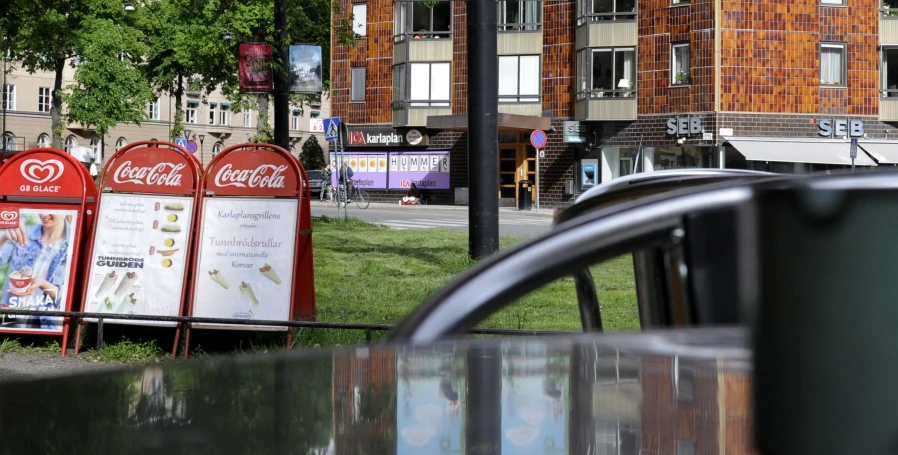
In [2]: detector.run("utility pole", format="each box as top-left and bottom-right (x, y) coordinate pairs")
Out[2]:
(467, 0), (499, 260)
(273, 0), (290, 150)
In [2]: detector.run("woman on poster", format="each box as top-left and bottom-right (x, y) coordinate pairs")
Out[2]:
(0, 213), (73, 330)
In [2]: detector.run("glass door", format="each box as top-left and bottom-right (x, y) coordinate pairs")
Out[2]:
(521, 144), (537, 202)
(499, 147), (518, 201)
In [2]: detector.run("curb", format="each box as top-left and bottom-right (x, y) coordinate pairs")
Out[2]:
(309, 201), (555, 218)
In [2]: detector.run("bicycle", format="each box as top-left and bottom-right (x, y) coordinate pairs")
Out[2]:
(350, 184), (370, 209)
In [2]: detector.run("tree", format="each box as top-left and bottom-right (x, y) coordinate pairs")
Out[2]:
(299, 135), (325, 171)
(61, 18), (155, 136)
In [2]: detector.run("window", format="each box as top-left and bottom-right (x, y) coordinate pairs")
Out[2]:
(37, 134), (50, 148)
(116, 137), (128, 151)
(393, 64), (407, 105)
(498, 55), (540, 102)
(884, 0), (898, 16)
(243, 110), (252, 127)
(351, 67), (366, 102)
(676, 439), (695, 455)
(822, 0), (844, 4)
(148, 97), (160, 120)
(292, 110), (301, 130)
(595, 421), (641, 455)
(498, 1), (541, 30)
(186, 101), (198, 124)
(212, 142), (224, 157)
(671, 42), (690, 85)
(64, 135), (77, 154)
(394, 2), (451, 40)
(2, 84), (15, 110)
(209, 103), (217, 125)
(38, 87), (51, 113)
(884, 47), (898, 97)
(595, 350), (640, 385)
(590, 47), (636, 98)
(1, 133), (15, 153)
(672, 0), (690, 4)
(673, 356), (694, 402)
(219, 105), (229, 126)
(580, 0), (636, 23)
(820, 43), (846, 86)
(90, 137), (102, 161)
(352, 3), (367, 37)
(409, 63), (450, 106)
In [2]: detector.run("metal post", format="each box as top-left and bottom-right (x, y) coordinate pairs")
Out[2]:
(535, 151), (540, 212)
(273, 0), (289, 150)
(467, 0), (499, 260)
(466, 346), (501, 455)
(2, 49), (7, 163)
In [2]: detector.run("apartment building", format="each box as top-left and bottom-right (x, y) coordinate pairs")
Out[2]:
(0, 58), (330, 168)
(332, 0), (898, 208)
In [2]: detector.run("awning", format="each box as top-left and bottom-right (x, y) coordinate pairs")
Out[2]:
(724, 136), (877, 166)
(427, 113), (551, 132)
(858, 141), (898, 164)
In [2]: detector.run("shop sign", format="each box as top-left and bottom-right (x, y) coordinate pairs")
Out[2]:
(818, 119), (865, 138)
(563, 121), (587, 143)
(347, 128), (427, 147)
(666, 116), (702, 135)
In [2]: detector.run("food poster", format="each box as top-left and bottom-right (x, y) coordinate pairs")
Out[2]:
(501, 352), (568, 454)
(0, 206), (79, 333)
(84, 194), (194, 327)
(191, 197), (298, 330)
(328, 152), (387, 189)
(397, 351), (465, 455)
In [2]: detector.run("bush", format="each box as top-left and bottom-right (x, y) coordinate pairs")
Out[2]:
(299, 136), (326, 171)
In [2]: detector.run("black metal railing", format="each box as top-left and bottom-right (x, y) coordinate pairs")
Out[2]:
(0, 309), (570, 351)
(576, 12), (636, 25)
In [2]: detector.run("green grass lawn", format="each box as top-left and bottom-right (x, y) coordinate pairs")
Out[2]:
(299, 216), (639, 346)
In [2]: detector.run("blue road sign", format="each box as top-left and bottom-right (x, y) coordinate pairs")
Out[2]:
(323, 117), (341, 142)
(174, 137), (188, 148)
(850, 137), (858, 160)
(530, 130), (547, 149)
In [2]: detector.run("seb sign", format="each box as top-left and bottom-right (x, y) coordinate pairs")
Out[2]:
(818, 119), (865, 138)
(347, 128), (426, 147)
(206, 149), (298, 197)
(666, 116), (703, 135)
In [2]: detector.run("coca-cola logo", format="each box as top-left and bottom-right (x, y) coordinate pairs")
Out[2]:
(214, 164), (287, 189)
(20, 159), (64, 184)
(113, 161), (186, 186)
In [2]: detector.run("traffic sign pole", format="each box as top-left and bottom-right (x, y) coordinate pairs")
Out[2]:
(850, 138), (858, 171)
(530, 130), (547, 213)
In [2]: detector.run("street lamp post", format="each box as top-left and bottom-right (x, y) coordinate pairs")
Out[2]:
(198, 133), (205, 164)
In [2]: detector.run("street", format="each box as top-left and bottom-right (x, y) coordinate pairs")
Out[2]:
(311, 202), (554, 238)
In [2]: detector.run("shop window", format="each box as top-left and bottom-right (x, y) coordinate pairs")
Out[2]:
(595, 421), (641, 455)
(186, 101), (198, 124)
(409, 62), (450, 107)
(38, 87), (51, 113)
(352, 3), (367, 37)
(498, 55), (540, 103)
(395, 2), (451, 40)
(37, 134), (50, 148)
(673, 356), (694, 402)
(883, 47), (898, 97)
(579, 0), (636, 23)
(671, 42), (690, 85)
(653, 146), (716, 170)
(2, 84), (15, 110)
(590, 48), (635, 98)
(148, 97), (160, 120)
(351, 67), (366, 102)
(820, 43), (846, 86)
(498, 0), (541, 31)
(884, 0), (898, 16)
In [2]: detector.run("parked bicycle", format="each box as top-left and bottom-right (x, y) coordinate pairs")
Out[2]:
(332, 183), (370, 209)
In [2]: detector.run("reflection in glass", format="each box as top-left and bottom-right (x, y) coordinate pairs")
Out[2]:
(397, 347), (465, 455)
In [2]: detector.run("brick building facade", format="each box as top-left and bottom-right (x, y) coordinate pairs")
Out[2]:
(332, 0), (898, 208)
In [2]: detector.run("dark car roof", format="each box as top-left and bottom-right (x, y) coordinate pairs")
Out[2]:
(558, 169), (779, 224)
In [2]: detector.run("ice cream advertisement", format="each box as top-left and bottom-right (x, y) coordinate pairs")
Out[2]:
(397, 352), (465, 455)
(191, 198), (297, 330)
(84, 194), (195, 327)
(501, 352), (568, 454)
(0, 206), (78, 333)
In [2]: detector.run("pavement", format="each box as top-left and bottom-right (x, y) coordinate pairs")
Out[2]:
(311, 201), (556, 238)
(0, 352), (133, 383)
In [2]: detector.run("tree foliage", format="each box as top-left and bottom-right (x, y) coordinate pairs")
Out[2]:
(299, 135), (325, 171)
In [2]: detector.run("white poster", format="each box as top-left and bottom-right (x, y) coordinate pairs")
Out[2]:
(440, 155), (450, 173)
(377, 155), (388, 173)
(367, 155), (378, 173)
(409, 156), (419, 172)
(430, 156), (440, 172)
(390, 156), (399, 172)
(400, 156), (409, 172)
(85, 194), (195, 327)
(192, 198), (298, 330)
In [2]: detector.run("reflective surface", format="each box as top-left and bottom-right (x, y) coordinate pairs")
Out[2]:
(0, 329), (754, 454)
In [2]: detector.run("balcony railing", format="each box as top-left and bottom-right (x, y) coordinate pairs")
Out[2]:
(576, 88), (636, 100)
(499, 95), (540, 103)
(497, 22), (542, 31)
(392, 99), (450, 109)
(393, 31), (451, 43)
(576, 12), (637, 26)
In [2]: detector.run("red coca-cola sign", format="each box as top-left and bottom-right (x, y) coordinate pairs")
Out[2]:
(104, 147), (196, 194)
(205, 149), (299, 197)
(0, 151), (89, 199)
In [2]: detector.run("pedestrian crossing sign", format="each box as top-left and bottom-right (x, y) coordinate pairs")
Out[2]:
(323, 117), (341, 141)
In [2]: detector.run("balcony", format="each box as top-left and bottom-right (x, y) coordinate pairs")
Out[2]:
(497, 30), (543, 55)
(884, 4), (898, 45)
(881, 94), (898, 122)
(394, 37), (452, 65)
(574, 92), (637, 121)
(392, 103), (451, 128)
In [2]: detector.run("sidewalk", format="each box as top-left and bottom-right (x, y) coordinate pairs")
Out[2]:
(310, 200), (556, 217)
